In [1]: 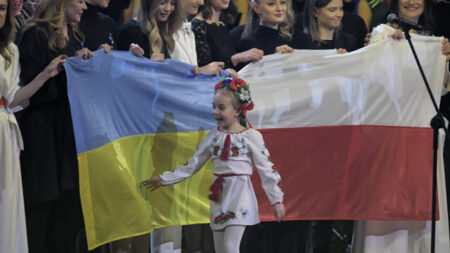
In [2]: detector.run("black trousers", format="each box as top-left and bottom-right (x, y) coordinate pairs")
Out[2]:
(25, 190), (83, 253)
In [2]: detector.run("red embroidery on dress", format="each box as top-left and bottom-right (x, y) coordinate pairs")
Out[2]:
(213, 146), (220, 156)
(231, 146), (239, 156)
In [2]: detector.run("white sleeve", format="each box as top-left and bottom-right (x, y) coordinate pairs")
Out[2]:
(160, 130), (214, 185)
(4, 44), (22, 111)
(247, 129), (284, 205)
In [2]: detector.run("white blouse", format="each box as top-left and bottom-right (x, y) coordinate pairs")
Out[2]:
(170, 21), (198, 65)
(160, 128), (284, 205)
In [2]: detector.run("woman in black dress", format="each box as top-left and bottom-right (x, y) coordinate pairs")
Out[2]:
(116, 0), (184, 61)
(236, 0), (295, 68)
(191, 0), (263, 70)
(16, 0), (93, 252)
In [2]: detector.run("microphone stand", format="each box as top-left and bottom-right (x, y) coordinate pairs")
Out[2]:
(402, 27), (448, 253)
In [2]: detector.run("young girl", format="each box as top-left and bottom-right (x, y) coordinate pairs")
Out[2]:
(236, 0), (295, 66)
(141, 77), (286, 253)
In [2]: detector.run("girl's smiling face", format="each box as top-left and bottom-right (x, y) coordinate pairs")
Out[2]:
(212, 91), (240, 131)
(253, 0), (287, 28)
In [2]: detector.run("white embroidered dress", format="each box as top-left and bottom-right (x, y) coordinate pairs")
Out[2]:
(0, 43), (28, 253)
(160, 128), (283, 230)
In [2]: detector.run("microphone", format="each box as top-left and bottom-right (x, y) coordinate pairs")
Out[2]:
(386, 13), (424, 31)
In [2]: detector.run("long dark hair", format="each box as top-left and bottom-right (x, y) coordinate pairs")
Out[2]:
(303, 0), (341, 42)
(389, 0), (434, 35)
(199, 0), (238, 26)
(0, 0), (16, 69)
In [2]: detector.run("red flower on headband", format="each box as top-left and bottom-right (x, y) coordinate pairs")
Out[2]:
(230, 78), (246, 91)
(214, 81), (223, 90)
(240, 101), (254, 115)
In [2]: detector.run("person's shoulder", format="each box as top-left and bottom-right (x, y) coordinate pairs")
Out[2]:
(22, 25), (44, 36)
(191, 18), (207, 31)
(96, 11), (118, 27)
(339, 31), (357, 42)
(238, 32), (258, 46)
(236, 34), (255, 52)
(292, 29), (312, 49)
(117, 20), (141, 34)
(8, 42), (18, 52)
(245, 128), (263, 138)
(119, 19), (139, 30)
(339, 31), (358, 51)
(191, 18), (206, 26)
(19, 25), (47, 44)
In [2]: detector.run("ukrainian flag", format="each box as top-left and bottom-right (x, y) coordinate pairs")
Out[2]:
(64, 50), (222, 250)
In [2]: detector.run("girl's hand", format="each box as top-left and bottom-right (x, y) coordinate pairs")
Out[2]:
(141, 176), (163, 191)
(275, 44), (294, 54)
(75, 48), (94, 60)
(364, 32), (372, 46)
(388, 30), (404, 40)
(151, 53), (165, 62)
(129, 43), (144, 57)
(194, 61), (224, 76)
(43, 55), (67, 78)
(225, 68), (238, 78)
(442, 38), (450, 61)
(272, 203), (286, 222)
(99, 43), (112, 53)
(231, 48), (264, 65)
(336, 48), (348, 54)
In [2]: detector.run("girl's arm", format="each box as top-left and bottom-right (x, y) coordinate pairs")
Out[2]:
(141, 130), (216, 189)
(247, 129), (285, 221)
(8, 55), (67, 109)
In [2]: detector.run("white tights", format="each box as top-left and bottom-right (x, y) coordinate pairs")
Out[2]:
(213, 225), (246, 253)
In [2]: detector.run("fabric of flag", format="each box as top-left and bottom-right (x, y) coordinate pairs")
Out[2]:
(64, 35), (447, 250)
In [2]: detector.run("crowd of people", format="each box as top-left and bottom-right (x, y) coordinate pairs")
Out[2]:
(1, 0), (450, 252)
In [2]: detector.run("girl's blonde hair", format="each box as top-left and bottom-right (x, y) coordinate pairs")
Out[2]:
(242, 0), (294, 40)
(0, 0), (16, 69)
(28, 0), (84, 51)
(303, 0), (341, 42)
(137, 0), (184, 54)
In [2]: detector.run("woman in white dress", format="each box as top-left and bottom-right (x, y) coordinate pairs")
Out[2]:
(0, 0), (66, 252)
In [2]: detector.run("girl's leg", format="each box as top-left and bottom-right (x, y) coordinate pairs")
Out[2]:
(213, 229), (225, 253)
(213, 225), (246, 253)
(223, 225), (246, 253)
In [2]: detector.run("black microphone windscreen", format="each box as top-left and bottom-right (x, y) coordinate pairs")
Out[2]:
(386, 13), (398, 23)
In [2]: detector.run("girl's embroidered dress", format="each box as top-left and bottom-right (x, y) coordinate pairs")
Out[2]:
(160, 128), (283, 230)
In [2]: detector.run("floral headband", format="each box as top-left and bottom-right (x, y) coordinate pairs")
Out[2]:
(214, 77), (254, 116)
